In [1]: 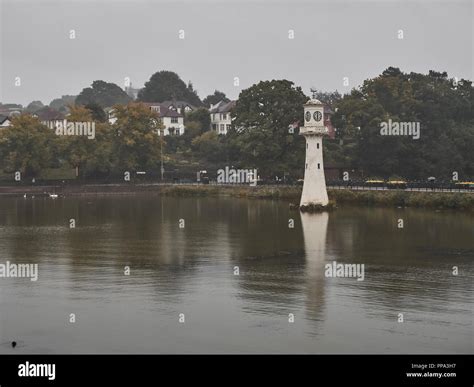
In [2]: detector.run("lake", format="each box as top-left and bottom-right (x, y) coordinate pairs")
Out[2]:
(0, 195), (472, 354)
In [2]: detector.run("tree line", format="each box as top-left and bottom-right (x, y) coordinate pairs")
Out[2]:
(0, 68), (472, 182)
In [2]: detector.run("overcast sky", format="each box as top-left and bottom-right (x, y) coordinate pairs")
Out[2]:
(1, 0), (472, 106)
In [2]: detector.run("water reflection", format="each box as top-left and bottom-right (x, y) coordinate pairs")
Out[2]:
(300, 212), (328, 324)
(0, 196), (471, 353)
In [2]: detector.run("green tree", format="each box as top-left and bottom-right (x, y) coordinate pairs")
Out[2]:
(191, 131), (224, 163)
(0, 115), (57, 177)
(332, 67), (474, 179)
(76, 80), (131, 108)
(231, 79), (308, 177)
(49, 95), (76, 113)
(310, 90), (342, 108)
(185, 107), (211, 135)
(25, 100), (44, 113)
(85, 102), (107, 123)
(137, 71), (202, 106)
(203, 90), (229, 107)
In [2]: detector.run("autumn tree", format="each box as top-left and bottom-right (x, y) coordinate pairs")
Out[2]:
(0, 115), (57, 178)
(111, 103), (165, 172)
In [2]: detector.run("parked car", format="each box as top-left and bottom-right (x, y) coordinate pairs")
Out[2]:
(386, 180), (407, 189)
(365, 179), (385, 187)
(455, 181), (474, 190)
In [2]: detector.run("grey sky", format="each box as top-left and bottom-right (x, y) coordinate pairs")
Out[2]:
(1, 0), (472, 106)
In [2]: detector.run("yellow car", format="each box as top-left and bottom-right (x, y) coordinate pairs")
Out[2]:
(386, 180), (407, 189)
(365, 179), (385, 187)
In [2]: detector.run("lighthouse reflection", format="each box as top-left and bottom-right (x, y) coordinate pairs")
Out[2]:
(230, 203), (329, 334)
(300, 211), (329, 324)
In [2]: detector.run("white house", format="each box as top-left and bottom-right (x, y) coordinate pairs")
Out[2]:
(209, 100), (236, 135)
(0, 115), (11, 128)
(107, 103), (185, 136)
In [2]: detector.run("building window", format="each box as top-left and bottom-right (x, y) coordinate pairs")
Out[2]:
(226, 124), (231, 132)
(317, 142), (320, 149)
(212, 124), (217, 131)
(220, 124), (224, 133)
(306, 143), (308, 149)
(171, 117), (178, 123)
(317, 163), (320, 169)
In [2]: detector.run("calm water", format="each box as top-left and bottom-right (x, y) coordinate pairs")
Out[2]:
(0, 195), (472, 354)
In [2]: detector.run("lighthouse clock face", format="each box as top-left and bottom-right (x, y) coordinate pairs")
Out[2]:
(313, 111), (322, 122)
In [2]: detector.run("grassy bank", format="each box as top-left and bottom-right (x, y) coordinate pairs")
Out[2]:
(160, 185), (474, 211)
(1, 183), (472, 210)
(159, 185), (301, 199)
(328, 189), (474, 210)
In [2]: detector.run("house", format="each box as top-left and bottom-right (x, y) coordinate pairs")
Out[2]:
(0, 115), (11, 128)
(105, 107), (116, 124)
(107, 103), (185, 136)
(209, 100), (236, 135)
(33, 107), (65, 128)
(161, 100), (196, 115)
(0, 103), (23, 117)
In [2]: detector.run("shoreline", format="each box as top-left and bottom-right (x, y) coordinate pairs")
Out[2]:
(0, 183), (473, 211)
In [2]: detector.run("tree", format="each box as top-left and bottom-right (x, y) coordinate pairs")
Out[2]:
(49, 95), (76, 112)
(185, 107), (211, 135)
(231, 79), (308, 177)
(76, 80), (131, 108)
(111, 103), (165, 171)
(332, 67), (474, 179)
(56, 105), (113, 178)
(191, 131), (224, 163)
(25, 101), (44, 113)
(0, 115), (57, 177)
(203, 90), (230, 107)
(310, 90), (342, 108)
(137, 71), (202, 106)
(85, 102), (107, 122)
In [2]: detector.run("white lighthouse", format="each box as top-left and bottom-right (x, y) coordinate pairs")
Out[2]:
(300, 98), (329, 207)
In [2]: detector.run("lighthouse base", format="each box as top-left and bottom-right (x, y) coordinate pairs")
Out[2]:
(299, 201), (335, 213)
